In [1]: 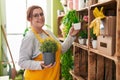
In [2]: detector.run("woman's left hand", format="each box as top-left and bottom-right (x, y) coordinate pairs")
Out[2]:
(69, 26), (80, 37)
(41, 62), (56, 69)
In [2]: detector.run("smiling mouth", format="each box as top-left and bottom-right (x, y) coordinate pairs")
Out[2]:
(37, 21), (42, 23)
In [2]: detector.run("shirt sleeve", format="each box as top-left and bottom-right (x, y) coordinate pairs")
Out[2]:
(61, 35), (76, 53)
(18, 32), (42, 70)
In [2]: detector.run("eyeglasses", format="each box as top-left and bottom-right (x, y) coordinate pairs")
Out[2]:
(32, 13), (44, 18)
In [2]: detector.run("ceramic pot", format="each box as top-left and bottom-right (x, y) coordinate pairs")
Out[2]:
(92, 40), (97, 49)
(73, 22), (81, 30)
(78, 38), (86, 45)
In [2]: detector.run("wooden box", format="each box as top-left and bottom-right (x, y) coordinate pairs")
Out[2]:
(100, 16), (116, 37)
(97, 36), (115, 56)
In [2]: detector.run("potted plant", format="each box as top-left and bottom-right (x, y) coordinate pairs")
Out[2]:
(83, 15), (89, 45)
(78, 30), (88, 45)
(90, 27), (97, 48)
(72, 12), (82, 30)
(39, 38), (58, 65)
(62, 10), (82, 37)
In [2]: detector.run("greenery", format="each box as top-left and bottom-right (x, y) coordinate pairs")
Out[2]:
(62, 10), (81, 37)
(61, 49), (73, 80)
(90, 27), (97, 40)
(17, 69), (24, 76)
(79, 30), (88, 39)
(23, 27), (29, 37)
(60, 10), (81, 80)
(40, 39), (58, 53)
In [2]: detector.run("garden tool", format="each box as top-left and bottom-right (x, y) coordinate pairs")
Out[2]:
(1, 25), (17, 80)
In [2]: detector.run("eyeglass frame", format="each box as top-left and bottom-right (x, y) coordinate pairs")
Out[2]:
(32, 12), (44, 18)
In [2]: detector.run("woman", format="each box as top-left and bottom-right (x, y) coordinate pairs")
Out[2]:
(18, 5), (80, 80)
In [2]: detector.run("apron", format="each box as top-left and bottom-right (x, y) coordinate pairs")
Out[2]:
(24, 27), (62, 80)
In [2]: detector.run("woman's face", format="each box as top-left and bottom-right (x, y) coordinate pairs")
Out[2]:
(30, 8), (45, 29)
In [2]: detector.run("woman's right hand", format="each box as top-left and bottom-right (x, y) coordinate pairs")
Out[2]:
(40, 61), (56, 69)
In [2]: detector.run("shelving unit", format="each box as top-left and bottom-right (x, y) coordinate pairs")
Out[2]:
(70, 0), (120, 80)
(69, 70), (85, 80)
(57, 15), (64, 38)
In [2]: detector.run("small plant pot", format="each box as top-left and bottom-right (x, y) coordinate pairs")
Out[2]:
(92, 40), (97, 49)
(43, 52), (55, 66)
(78, 38), (86, 45)
(73, 22), (81, 30)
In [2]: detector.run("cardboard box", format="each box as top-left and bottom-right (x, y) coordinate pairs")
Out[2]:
(100, 16), (116, 37)
(97, 36), (115, 56)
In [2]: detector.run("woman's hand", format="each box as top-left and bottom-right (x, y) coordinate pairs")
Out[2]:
(41, 63), (52, 69)
(69, 26), (80, 37)
(40, 61), (56, 69)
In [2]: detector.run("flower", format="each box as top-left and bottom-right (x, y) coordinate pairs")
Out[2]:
(83, 15), (88, 22)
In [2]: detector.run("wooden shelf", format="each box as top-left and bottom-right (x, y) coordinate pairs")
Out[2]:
(77, 7), (89, 12)
(90, 0), (116, 9)
(57, 15), (64, 37)
(69, 70), (85, 80)
(75, 0), (116, 12)
(57, 15), (64, 18)
(73, 42), (118, 61)
(89, 48), (118, 61)
(57, 0), (120, 79)
(73, 42), (88, 51)
(72, 0), (119, 78)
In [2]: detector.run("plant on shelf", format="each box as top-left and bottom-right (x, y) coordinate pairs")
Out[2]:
(90, 27), (97, 48)
(78, 30), (88, 45)
(90, 27), (97, 40)
(79, 30), (88, 39)
(39, 38), (58, 65)
(77, 15), (88, 45)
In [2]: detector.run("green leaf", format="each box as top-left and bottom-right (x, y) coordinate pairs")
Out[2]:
(40, 39), (58, 53)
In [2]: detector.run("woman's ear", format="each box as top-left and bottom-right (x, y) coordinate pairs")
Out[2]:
(28, 17), (32, 21)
